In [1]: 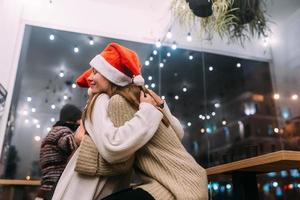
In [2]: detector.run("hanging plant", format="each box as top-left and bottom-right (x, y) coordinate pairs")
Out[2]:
(229, 0), (269, 44)
(171, 0), (237, 39)
(171, 0), (270, 45)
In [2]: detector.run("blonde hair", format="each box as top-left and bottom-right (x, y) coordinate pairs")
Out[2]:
(82, 84), (170, 127)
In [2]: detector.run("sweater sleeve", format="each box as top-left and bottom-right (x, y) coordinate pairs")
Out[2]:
(86, 94), (163, 163)
(57, 129), (78, 154)
(161, 102), (184, 140)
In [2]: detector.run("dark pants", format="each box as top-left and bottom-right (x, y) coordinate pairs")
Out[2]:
(102, 188), (155, 200)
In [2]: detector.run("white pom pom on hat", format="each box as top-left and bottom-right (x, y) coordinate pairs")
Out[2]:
(132, 75), (145, 86)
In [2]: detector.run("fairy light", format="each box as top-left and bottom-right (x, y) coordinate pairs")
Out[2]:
(155, 40), (162, 48)
(187, 32), (192, 42)
(166, 30), (172, 39)
(49, 34), (55, 41)
(74, 46), (79, 53)
(273, 93), (280, 100)
(171, 42), (177, 50)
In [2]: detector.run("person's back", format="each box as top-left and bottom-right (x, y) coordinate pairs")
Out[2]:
(107, 94), (208, 200)
(36, 104), (81, 200)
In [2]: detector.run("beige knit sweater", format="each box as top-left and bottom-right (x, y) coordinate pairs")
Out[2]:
(76, 94), (208, 199)
(106, 95), (208, 200)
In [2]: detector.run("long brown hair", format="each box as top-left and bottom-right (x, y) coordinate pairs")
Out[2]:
(82, 83), (170, 127)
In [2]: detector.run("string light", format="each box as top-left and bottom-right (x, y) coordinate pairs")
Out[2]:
(182, 87), (187, 92)
(31, 108), (36, 113)
(174, 95), (179, 100)
(187, 32), (192, 42)
(89, 38), (94, 45)
(148, 76), (153, 81)
(72, 83), (77, 88)
(211, 112), (216, 116)
(33, 119), (39, 124)
(145, 84), (149, 89)
(222, 120), (227, 125)
(155, 40), (162, 48)
(149, 56), (154, 61)
(236, 63), (241, 68)
(25, 119), (29, 124)
(47, 127), (51, 132)
(187, 122), (192, 127)
(63, 95), (68, 100)
(201, 128), (205, 133)
(209, 66), (214, 71)
(189, 54), (194, 60)
(161, 96), (165, 100)
(166, 29), (172, 39)
(167, 52), (171, 57)
(153, 50), (158, 55)
(274, 128), (279, 133)
(59, 71), (64, 78)
(27, 97), (32, 102)
(49, 34), (55, 41)
(151, 83), (156, 88)
(73, 46), (79, 53)
(263, 37), (269, 47)
(36, 124), (41, 129)
(145, 60), (150, 66)
(171, 42), (177, 50)
(159, 63), (164, 68)
(51, 104), (56, 109)
(51, 118), (55, 122)
(214, 103), (220, 108)
(23, 110), (28, 116)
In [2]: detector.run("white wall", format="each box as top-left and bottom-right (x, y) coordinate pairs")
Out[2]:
(0, 0), (271, 156)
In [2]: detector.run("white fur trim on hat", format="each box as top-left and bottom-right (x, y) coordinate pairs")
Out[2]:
(90, 55), (132, 86)
(132, 75), (145, 86)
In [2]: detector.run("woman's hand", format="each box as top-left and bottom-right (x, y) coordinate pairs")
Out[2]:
(140, 91), (157, 106)
(74, 120), (85, 145)
(148, 89), (164, 106)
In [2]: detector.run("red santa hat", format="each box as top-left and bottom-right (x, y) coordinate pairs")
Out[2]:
(89, 42), (144, 86)
(76, 68), (92, 88)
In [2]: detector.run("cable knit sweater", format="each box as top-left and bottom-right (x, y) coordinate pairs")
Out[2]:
(105, 95), (208, 200)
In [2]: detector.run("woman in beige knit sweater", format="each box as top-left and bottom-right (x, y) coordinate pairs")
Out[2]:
(99, 87), (208, 200)
(74, 43), (208, 199)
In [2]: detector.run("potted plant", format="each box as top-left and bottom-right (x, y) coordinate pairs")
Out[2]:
(171, 0), (269, 45)
(186, 0), (213, 17)
(172, 0), (237, 39)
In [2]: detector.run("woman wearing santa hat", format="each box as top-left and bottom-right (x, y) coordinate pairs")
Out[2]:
(53, 43), (207, 200)
(52, 43), (162, 199)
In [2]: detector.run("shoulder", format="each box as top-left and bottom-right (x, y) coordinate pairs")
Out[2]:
(108, 94), (132, 109)
(110, 94), (127, 104)
(95, 93), (110, 104)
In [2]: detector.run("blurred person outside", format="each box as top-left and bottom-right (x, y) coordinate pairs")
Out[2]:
(36, 104), (83, 200)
